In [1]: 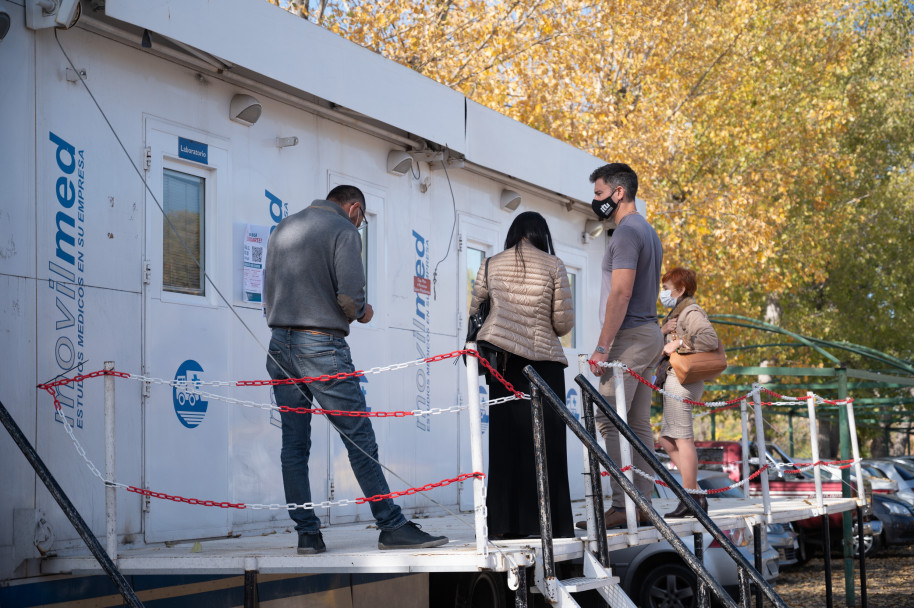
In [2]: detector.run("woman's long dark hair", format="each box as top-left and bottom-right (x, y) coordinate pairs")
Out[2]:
(504, 211), (555, 271)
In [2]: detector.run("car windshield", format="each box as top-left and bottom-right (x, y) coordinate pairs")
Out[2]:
(890, 461), (914, 480)
(862, 465), (887, 478)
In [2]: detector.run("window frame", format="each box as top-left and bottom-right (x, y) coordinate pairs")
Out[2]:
(162, 167), (207, 297)
(553, 245), (587, 353)
(326, 172), (386, 327)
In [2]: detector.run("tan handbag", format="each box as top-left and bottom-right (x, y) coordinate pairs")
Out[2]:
(669, 339), (727, 384)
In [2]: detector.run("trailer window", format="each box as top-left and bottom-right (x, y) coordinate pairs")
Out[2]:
(162, 169), (205, 296)
(359, 220), (368, 295)
(559, 272), (577, 349)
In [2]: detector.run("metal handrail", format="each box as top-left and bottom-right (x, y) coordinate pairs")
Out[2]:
(523, 365), (789, 608)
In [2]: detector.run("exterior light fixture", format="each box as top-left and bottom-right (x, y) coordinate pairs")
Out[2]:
(387, 150), (413, 176)
(230, 94), (262, 126)
(582, 219), (604, 244)
(500, 189), (521, 212)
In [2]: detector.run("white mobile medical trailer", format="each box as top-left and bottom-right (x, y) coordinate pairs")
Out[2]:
(0, 0), (619, 604)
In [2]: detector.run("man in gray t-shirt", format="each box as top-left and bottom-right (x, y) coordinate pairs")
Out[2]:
(577, 163), (664, 531)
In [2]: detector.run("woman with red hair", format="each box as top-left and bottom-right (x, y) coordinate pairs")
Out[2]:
(656, 267), (722, 517)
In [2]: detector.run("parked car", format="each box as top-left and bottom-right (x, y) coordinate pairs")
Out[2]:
(817, 463), (897, 495)
(656, 470), (798, 568)
(871, 493), (914, 549)
(887, 455), (914, 467)
(765, 522), (799, 568)
(693, 440), (874, 561)
(608, 471), (780, 608)
(863, 459), (914, 506)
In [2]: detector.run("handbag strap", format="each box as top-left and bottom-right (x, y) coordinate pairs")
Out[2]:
(484, 257), (490, 286)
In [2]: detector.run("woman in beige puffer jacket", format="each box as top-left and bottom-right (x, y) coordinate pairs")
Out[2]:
(468, 211), (575, 539)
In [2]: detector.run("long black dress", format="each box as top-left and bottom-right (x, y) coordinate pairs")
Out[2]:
(485, 355), (575, 539)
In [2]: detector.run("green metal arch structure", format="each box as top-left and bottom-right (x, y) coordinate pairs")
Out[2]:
(693, 314), (914, 447)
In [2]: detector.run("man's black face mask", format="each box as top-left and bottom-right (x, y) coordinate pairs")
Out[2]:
(591, 194), (618, 220)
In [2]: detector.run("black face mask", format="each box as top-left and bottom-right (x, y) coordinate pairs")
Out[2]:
(591, 194), (618, 220)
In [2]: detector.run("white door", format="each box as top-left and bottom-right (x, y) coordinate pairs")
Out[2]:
(456, 213), (500, 511)
(553, 244), (588, 499)
(322, 172), (391, 526)
(142, 120), (232, 542)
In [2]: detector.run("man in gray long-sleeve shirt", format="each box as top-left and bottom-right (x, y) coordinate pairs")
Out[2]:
(264, 185), (448, 554)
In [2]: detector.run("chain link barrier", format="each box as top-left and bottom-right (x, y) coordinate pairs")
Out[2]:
(35, 351), (856, 512)
(587, 360), (851, 408)
(34, 351), (504, 512)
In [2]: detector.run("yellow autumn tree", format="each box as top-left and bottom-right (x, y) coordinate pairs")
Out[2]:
(267, 0), (914, 356)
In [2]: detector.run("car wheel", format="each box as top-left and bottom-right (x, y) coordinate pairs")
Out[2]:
(852, 532), (877, 557)
(638, 561), (697, 608)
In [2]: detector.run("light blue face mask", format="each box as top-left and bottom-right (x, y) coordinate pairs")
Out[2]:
(659, 289), (678, 308)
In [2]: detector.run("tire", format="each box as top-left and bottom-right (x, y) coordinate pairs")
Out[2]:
(637, 561), (698, 608)
(454, 572), (507, 608)
(853, 530), (882, 558)
(795, 530), (812, 565)
(852, 532), (877, 557)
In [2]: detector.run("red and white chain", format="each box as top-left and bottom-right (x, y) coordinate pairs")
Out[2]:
(117, 379), (524, 417)
(588, 360), (851, 408)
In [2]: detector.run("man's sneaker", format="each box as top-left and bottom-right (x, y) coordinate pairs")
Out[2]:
(378, 522), (448, 550)
(297, 531), (326, 555)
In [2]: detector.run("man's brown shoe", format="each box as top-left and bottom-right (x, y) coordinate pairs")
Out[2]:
(575, 507), (651, 531)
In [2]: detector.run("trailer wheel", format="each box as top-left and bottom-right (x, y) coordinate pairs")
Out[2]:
(637, 562), (697, 608)
(454, 572), (507, 608)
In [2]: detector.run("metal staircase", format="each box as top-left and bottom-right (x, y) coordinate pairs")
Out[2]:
(520, 366), (790, 608)
(530, 548), (636, 608)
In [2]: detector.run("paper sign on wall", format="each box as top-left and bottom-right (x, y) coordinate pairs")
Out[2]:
(243, 224), (269, 303)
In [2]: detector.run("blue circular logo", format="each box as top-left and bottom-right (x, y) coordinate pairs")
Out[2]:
(173, 359), (208, 428)
(566, 388), (579, 420)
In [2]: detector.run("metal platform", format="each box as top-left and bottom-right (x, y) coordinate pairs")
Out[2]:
(35, 495), (858, 577)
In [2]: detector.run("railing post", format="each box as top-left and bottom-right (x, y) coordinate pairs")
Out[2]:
(836, 368), (854, 607)
(515, 565), (528, 608)
(740, 399), (751, 500)
(738, 566), (750, 608)
(695, 532), (709, 608)
(806, 392), (824, 509)
(464, 343), (488, 560)
(104, 361), (117, 564)
(823, 515), (834, 608)
(754, 523), (763, 608)
(244, 567), (258, 608)
(530, 385), (557, 603)
(580, 357), (609, 565)
(611, 365), (637, 533)
(847, 396), (867, 608)
(751, 385), (771, 518)
(856, 504), (868, 608)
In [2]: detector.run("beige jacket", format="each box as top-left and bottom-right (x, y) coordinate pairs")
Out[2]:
(659, 299), (720, 380)
(669, 303), (719, 354)
(469, 240), (574, 366)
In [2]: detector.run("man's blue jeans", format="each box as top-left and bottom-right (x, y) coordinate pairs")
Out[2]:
(267, 328), (407, 534)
